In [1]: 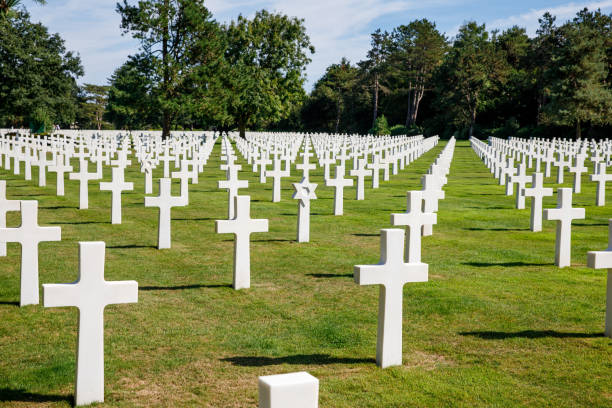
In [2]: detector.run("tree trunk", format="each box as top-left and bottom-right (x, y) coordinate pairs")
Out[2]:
(161, 0), (170, 140)
(372, 73), (379, 128)
(469, 107), (477, 138)
(238, 121), (246, 138)
(335, 98), (341, 133)
(405, 82), (413, 127)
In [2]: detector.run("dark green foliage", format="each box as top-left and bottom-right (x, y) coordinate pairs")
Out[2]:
(0, 11), (83, 128)
(302, 8), (612, 139)
(116, 0), (223, 137)
(215, 10), (314, 137)
(369, 115), (390, 135)
(105, 54), (161, 130)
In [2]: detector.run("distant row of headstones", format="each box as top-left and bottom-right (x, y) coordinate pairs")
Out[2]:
(470, 136), (612, 340)
(0, 131), (449, 406)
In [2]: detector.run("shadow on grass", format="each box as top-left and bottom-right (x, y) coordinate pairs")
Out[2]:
(140, 283), (231, 291)
(49, 220), (105, 225)
(0, 301), (19, 306)
(221, 354), (374, 366)
(460, 330), (604, 339)
(107, 244), (157, 249)
(252, 239), (293, 243)
(464, 227), (528, 231)
(0, 388), (72, 404)
(173, 217), (215, 221)
(307, 273), (352, 278)
(466, 207), (510, 210)
(462, 261), (551, 267)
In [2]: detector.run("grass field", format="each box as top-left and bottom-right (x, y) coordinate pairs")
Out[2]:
(0, 139), (610, 407)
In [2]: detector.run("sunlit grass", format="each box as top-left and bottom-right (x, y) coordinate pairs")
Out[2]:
(0, 140), (610, 407)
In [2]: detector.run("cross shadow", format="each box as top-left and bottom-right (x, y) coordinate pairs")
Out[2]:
(0, 301), (19, 306)
(466, 207), (509, 210)
(574, 222), (609, 227)
(251, 239), (293, 242)
(307, 273), (352, 278)
(106, 244), (157, 249)
(459, 330), (604, 339)
(49, 221), (105, 225)
(0, 388), (72, 404)
(221, 354), (374, 367)
(352, 233), (379, 237)
(462, 261), (551, 267)
(140, 283), (232, 291)
(465, 227), (528, 231)
(173, 217), (215, 221)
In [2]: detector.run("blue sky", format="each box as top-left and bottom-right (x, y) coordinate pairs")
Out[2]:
(26, 0), (612, 91)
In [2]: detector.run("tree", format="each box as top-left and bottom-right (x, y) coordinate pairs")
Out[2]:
(105, 53), (160, 130)
(0, 0), (45, 18)
(215, 10), (314, 137)
(388, 19), (447, 127)
(434, 22), (503, 137)
(359, 29), (390, 127)
(310, 58), (361, 133)
(0, 10), (83, 129)
(542, 8), (612, 138)
(79, 84), (110, 130)
(116, 0), (223, 138)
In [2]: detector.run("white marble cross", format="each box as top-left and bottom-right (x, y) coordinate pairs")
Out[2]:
(523, 172), (553, 232)
(48, 155), (73, 196)
(325, 165), (353, 216)
(145, 178), (187, 249)
(258, 371), (319, 408)
(266, 158), (289, 202)
(587, 219), (612, 338)
(591, 163), (612, 207)
(391, 191), (436, 263)
(368, 155), (384, 189)
(218, 164), (248, 219)
(569, 155), (588, 194)
(69, 159), (99, 210)
(544, 188), (585, 267)
(354, 229), (427, 368)
(34, 148), (52, 187)
(171, 160), (192, 204)
(296, 148), (316, 181)
(510, 163), (531, 210)
(421, 174), (444, 236)
(0, 180), (20, 256)
(349, 158), (372, 200)
(99, 167), (134, 224)
(0, 200), (61, 306)
(554, 153), (570, 184)
(215, 196), (268, 290)
(43, 242), (138, 406)
(140, 158), (154, 195)
(292, 178), (317, 243)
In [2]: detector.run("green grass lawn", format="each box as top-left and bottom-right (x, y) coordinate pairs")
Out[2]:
(0, 140), (610, 407)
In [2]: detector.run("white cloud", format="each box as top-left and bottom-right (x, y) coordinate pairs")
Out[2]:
(489, 0), (612, 36)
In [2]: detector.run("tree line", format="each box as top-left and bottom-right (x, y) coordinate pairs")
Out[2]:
(0, 1), (610, 139)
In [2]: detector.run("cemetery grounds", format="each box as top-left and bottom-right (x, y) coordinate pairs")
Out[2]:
(0, 140), (610, 407)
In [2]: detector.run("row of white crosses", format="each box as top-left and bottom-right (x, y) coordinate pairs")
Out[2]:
(472, 137), (612, 338)
(0, 181), (138, 405)
(472, 137), (589, 268)
(354, 138), (456, 368)
(231, 132), (439, 204)
(487, 135), (612, 207)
